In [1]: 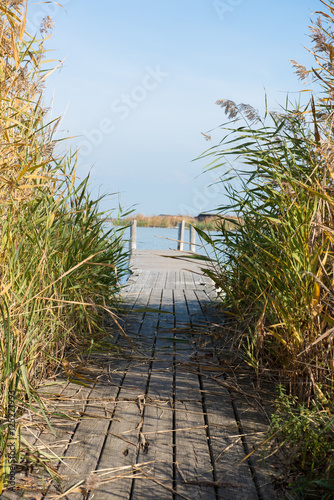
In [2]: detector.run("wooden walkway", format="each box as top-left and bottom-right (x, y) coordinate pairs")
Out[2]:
(5, 250), (281, 500)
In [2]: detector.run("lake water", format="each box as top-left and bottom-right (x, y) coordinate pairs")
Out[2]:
(115, 225), (219, 257)
(106, 224), (221, 284)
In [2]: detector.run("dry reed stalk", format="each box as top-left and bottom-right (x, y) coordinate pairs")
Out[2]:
(0, 1), (128, 493)
(196, 0), (334, 493)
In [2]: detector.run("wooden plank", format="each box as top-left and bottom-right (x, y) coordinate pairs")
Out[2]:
(40, 383), (96, 499)
(165, 271), (176, 290)
(3, 381), (84, 499)
(192, 271), (215, 294)
(227, 375), (280, 499)
(129, 288), (161, 357)
(201, 376), (258, 499)
(174, 270), (183, 289)
(126, 279), (175, 498)
(116, 279), (152, 344)
(150, 287), (174, 370)
(182, 270), (196, 290)
(120, 283), (144, 306)
(173, 289), (196, 367)
(194, 289), (222, 336)
(56, 370), (126, 499)
(119, 286), (153, 345)
(129, 250), (212, 275)
(154, 271), (167, 290)
(92, 399), (144, 499)
(173, 289), (190, 330)
(194, 289), (216, 312)
(155, 288), (174, 352)
(195, 286), (278, 499)
(122, 291), (150, 333)
(174, 371), (216, 500)
(192, 271), (216, 299)
(130, 364), (174, 498)
(92, 364), (151, 499)
(204, 284), (219, 301)
(144, 271), (159, 288)
(184, 289), (208, 329)
(123, 270), (149, 293)
(21, 381), (72, 449)
(117, 271), (152, 345)
(93, 282), (161, 499)
(175, 270), (195, 290)
(5, 383), (94, 499)
(131, 282), (175, 497)
(192, 271), (204, 289)
(173, 292), (216, 499)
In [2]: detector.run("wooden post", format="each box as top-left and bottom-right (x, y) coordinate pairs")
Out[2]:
(129, 220), (137, 254)
(189, 225), (196, 252)
(178, 220), (185, 251)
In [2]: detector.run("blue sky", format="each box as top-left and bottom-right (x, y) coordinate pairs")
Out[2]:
(27, 0), (320, 216)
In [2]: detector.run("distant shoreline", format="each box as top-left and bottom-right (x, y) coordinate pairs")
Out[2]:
(106, 213), (240, 231)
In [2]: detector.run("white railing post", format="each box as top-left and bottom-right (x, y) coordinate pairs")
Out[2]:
(189, 225), (196, 252)
(177, 220), (185, 251)
(129, 220), (137, 255)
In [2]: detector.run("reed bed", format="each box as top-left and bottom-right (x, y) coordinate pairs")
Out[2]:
(112, 213), (237, 231)
(0, 1), (127, 492)
(198, 1), (334, 495)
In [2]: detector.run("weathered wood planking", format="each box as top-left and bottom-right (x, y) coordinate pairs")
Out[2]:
(130, 285), (175, 498)
(173, 291), (217, 499)
(154, 271), (167, 290)
(5, 382), (94, 500)
(18, 380), (74, 452)
(184, 288), (210, 332)
(196, 284), (280, 500)
(226, 376), (283, 500)
(165, 271), (177, 290)
(174, 371), (216, 500)
(3, 250), (279, 500)
(92, 279), (161, 499)
(182, 269), (197, 290)
(55, 367), (126, 499)
(201, 376), (258, 500)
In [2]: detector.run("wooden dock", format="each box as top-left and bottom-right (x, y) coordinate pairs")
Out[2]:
(4, 250), (281, 500)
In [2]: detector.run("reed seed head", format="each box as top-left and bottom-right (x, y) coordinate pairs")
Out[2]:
(311, 18), (328, 53)
(216, 99), (238, 119)
(290, 60), (309, 81)
(239, 103), (261, 124)
(40, 16), (55, 34)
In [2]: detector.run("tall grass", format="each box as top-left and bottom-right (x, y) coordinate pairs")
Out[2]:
(199, 105), (333, 399)
(198, 0), (334, 494)
(0, 1), (128, 492)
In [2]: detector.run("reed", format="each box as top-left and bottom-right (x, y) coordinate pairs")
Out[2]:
(0, 2), (127, 492)
(197, 0), (334, 493)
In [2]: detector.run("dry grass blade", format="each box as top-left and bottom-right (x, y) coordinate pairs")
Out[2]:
(49, 461), (161, 499)
(142, 424), (207, 435)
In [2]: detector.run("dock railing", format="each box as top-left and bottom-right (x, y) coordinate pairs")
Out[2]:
(129, 220), (196, 253)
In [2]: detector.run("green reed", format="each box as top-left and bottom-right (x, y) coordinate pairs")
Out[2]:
(196, 1), (334, 494)
(0, 2), (128, 492)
